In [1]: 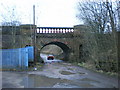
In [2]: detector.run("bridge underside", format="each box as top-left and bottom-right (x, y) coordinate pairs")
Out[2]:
(40, 41), (71, 61)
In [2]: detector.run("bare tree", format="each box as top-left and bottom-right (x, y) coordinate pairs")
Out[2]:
(1, 5), (21, 48)
(77, 0), (119, 72)
(2, 21), (21, 26)
(116, 1), (120, 31)
(0, 4), (21, 25)
(77, 0), (118, 33)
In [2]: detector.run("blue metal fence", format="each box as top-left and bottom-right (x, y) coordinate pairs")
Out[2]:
(0, 46), (34, 70)
(27, 46), (34, 62)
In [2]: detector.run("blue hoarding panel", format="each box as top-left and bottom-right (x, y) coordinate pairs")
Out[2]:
(0, 46), (34, 70)
(26, 46), (34, 62)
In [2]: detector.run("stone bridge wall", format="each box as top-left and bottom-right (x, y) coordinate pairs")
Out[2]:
(1, 25), (36, 49)
(1, 24), (86, 62)
(36, 33), (74, 50)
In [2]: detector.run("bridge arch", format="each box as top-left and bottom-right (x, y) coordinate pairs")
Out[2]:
(40, 41), (71, 61)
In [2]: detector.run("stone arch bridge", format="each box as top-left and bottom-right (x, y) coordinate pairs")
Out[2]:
(35, 26), (85, 62)
(1, 24), (86, 62)
(36, 27), (74, 61)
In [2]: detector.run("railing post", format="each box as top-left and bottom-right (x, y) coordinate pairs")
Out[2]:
(61, 29), (63, 33)
(53, 29), (55, 33)
(56, 29), (57, 33)
(58, 29), (60, 33)
(65, 29), (66, 33)
(37, 28), (40, 33)
(47, 28), (48, 33)
(41, 28), (43, 33)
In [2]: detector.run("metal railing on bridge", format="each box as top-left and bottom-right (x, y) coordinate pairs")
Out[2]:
(37, 27), (74, 34)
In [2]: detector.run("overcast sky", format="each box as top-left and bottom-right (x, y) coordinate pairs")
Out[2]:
(0, 0), (117, 27)
(0, 0), (82, 27)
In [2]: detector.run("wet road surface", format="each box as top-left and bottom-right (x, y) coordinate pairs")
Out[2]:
(2, 62), (118, 88)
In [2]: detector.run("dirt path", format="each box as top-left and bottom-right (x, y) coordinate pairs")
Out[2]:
(2, 63), (119, 88)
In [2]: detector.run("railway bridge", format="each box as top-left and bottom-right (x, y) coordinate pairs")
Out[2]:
(35, 26), (85, 62)
(1, 24), (86, 62)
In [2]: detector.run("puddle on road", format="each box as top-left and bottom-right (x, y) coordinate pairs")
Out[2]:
(80, 83), (94, 87)
(79, 72), (86, 75)
(22, 74), (73, 88)
(80, 78), (100, 83)
(60, 71), (76, 75)
(22, 74), (95, 88)
(67, 68), (74, 71)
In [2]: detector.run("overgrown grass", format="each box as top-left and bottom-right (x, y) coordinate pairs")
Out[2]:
(77, 62), (118, 77)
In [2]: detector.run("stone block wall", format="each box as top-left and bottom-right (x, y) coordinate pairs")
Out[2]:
(72, 25), (86, 62)
(1, 24), (36, 49)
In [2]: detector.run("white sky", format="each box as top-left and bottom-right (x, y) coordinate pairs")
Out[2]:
(0, 0), (82, 27)
(0, 0), (117, 27)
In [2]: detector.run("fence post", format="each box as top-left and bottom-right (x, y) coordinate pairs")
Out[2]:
(0, 50), (2, 69)
(25, 48), (28, 69)
(19, 48), (21, 69)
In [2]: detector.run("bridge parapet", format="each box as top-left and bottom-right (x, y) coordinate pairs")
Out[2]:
(37, 27), (74, 33)
(36, 33), (74, 38)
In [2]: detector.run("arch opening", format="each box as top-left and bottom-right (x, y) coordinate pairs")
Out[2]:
(40, 41), (70, 61)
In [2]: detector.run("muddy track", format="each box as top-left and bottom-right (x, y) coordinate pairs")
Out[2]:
(2, 63), (118, 88)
